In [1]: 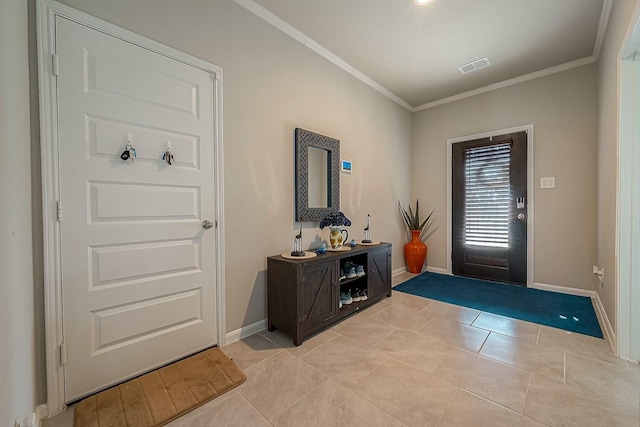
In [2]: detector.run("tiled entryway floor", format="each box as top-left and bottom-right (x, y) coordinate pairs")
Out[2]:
(45, 273), (640, 427)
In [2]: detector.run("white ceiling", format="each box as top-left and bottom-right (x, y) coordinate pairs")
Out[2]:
(236, 0), (611, 110)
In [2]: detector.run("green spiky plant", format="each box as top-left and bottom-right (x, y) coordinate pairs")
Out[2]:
(398, 200), (436, 235)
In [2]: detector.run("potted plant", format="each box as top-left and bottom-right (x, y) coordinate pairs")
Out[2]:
(399, 200), (436, 273)
(319, 211), (352, 249)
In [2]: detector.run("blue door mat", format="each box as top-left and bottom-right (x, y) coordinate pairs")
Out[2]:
(394, 272), (603, 338)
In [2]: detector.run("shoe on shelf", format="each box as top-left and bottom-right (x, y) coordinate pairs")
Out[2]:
(352, 288), (361, 303)
(344, 262), (357, 279)
(355, 264), (366, 278)
(340, 290), (353, 305)
(359, 289), (368, 301)
(339, 269), (347, 281)
(339, 298), (342, 309)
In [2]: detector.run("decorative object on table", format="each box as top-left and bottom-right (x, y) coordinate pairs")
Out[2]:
(350, 239), (357, 247)
(362, 214), (372, 243)
(326, 245), (351, 252)
(290, 222), (305, 257)
(319, 211), (351, 249)
(280, 251), (317, 260)
(399, 200), (436, 274)
(316, 243), (327, 254)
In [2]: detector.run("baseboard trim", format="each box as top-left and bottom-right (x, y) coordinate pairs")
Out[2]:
(425, 266), (449, 274)
(393, 266), (449, 276)
(36, 405), (47, 424)
(392, 267), (406, 277)
(530, 282), (596, 298)
(225, 319), (267, 344)
(593, 292), (616, 353)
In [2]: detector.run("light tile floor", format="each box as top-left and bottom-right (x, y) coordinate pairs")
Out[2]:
(44, 272), (640, 427)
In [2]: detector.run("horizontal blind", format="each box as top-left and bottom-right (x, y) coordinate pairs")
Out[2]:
(464, 143), (511, 248)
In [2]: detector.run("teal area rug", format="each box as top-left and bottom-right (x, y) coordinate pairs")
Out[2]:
(394, 272), (603, 338)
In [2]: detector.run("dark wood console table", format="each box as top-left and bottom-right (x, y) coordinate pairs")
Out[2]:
(267, 243), (392, 346)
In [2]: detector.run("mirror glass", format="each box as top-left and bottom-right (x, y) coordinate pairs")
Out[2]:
(295, 128), (340, 221)
(307, 147), (329, 208)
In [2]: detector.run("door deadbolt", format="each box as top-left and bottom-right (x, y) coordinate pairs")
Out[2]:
(202, 220), (214, 230)
(517, 213), (526, 220)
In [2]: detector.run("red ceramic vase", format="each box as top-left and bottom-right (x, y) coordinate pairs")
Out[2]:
(404, 230), (427, 274)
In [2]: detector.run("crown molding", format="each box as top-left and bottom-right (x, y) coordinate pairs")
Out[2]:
(413, 56), (597, 112)
(234, 0), (610, 113)
(232, 0), (413, 111)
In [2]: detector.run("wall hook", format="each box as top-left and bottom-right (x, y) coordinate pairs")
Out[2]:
(120, 134), (136, 162)
(162, 141), (174, 165)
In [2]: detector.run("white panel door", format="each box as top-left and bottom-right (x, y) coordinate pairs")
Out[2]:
(55, 16), (217, 401)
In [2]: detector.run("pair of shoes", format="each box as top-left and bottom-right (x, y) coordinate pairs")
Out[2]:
(339, 269), (347, 281)
(340, 290), (353, 305)
(344, 262), (366, 279)
(351, 288), (368, 302)
(344, 262), (357, 279)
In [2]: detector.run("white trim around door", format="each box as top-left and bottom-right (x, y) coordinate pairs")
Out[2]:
(37, 0), (226, 415)
(446, 124), (535, 287)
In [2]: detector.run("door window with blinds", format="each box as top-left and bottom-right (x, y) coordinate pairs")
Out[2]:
(463, 143), (511, 248)
(452, 132), (527, 285)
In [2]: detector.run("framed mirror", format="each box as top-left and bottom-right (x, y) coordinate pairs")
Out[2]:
(295, 128), (340, 221)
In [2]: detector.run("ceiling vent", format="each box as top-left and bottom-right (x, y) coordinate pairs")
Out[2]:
(459, 57), (490, 74)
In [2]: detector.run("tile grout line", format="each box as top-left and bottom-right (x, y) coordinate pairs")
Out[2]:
(476, 329), (491, 354)
(434, 386), (462, 427)
(234, 389), (277, 426)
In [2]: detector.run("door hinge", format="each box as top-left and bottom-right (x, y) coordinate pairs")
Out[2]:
(59, 341), (67, 366)
(56, 201), (62, 221)
(52, 54), (60, 77)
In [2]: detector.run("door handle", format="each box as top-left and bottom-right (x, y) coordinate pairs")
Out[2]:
(202, 219), (214, 230)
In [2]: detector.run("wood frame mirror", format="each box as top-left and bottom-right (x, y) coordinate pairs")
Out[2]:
(295, 128), (340, 221)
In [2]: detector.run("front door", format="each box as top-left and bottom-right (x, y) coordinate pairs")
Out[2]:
(56, 16), (218, 401)
(451, 131), (527, 285)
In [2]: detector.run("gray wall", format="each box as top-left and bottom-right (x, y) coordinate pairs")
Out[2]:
(1, 0), (37, 424)
(412, 64), (599, 291)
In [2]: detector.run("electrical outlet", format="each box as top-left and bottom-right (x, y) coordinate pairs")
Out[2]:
(593, 266), (604, 285)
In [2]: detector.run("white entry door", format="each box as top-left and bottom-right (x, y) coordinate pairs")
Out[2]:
(56, 16), (218, 401)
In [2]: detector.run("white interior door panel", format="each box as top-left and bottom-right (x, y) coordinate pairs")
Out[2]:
(55, 16), (217, 401)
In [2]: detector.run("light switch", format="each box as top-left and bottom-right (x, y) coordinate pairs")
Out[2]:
(540, 177), (555, 189)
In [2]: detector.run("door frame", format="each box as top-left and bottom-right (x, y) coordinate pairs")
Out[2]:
(37, 0), (226, 415)
(446, 124), (535, 287)
(617, 1), (640, 362)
